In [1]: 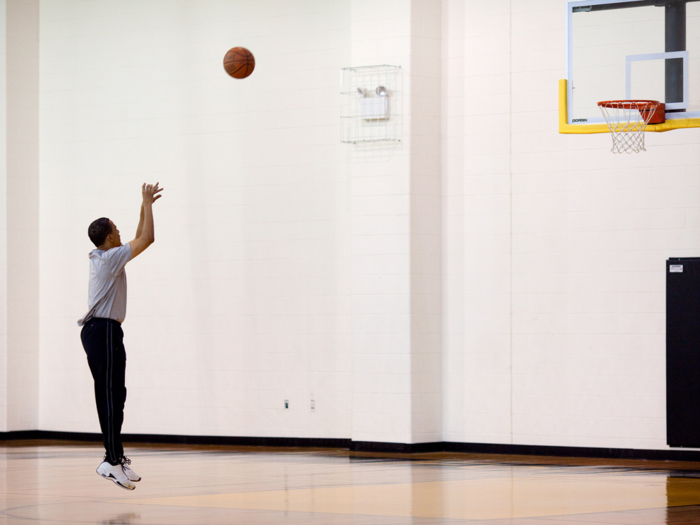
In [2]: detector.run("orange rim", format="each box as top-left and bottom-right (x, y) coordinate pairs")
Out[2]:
(597, 100), (660, 110)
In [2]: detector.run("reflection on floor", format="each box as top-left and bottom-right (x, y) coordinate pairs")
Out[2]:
(1, 440), (700, 524)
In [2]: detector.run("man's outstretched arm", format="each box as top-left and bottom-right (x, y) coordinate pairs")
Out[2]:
(135, 203), (145, 240)
(129, 183), (163, 258)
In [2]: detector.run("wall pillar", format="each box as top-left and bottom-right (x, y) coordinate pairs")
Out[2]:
(350, 0), (441, 447)
(5, 0), (39, 431)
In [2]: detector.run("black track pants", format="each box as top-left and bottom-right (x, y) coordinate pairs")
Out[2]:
(80, 318), (126, 464)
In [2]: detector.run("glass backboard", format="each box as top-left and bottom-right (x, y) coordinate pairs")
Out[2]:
(566, 0), (700, 127)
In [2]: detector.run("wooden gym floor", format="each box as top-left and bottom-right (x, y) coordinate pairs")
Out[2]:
(2, 441), (700, 524)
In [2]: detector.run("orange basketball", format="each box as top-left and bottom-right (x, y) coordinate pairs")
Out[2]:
(223, 47), (255, 79)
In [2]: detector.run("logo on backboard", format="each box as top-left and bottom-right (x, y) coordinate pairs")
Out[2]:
(572, 119), (588, 123)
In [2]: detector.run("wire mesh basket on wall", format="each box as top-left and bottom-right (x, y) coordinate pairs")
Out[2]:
(340, 65), (402, 144)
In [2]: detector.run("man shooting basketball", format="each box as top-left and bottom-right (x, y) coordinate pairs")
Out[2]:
(78, 183), (163, 490)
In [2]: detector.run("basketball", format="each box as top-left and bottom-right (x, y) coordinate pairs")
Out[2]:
(223, 47), (255, 79)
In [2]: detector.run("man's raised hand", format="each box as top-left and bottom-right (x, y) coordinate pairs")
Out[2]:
(131, 183), (161, 258)
(142, 183), (163, 205)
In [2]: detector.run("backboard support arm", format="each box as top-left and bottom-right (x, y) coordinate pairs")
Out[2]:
(574, 0), (700, 12)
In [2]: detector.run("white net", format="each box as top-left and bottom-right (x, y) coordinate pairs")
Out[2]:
(598, 100), (659, 154)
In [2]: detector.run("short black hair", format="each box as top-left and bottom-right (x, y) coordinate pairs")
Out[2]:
(88, 217), (113, 247)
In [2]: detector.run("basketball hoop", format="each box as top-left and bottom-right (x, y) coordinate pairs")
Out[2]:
(597, 100), (664, 154)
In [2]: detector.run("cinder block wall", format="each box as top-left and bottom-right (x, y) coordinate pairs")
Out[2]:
(22, 0), (700, 451)
(442, 0), (700, 450)
(39, 0), (354, 438)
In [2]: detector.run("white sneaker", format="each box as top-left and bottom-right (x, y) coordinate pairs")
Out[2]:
(96, 461), (135, 490)
(120, 457), (141, 482)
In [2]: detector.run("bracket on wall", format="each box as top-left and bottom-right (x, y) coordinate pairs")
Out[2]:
(340, 65), (402, 144)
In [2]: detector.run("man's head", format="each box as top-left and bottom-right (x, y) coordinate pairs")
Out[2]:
(88, 218), (122, 249)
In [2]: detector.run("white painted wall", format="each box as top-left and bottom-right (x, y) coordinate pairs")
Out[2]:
(5, 0), (39, 432)
(0, 0), (7, 431)
(349, 0), (414, 445)
(442, 0), (513, 446)
(12, 0), (699, 451)
(442, 0), (700, 450)
(39, 0), (353, 438)
(409, 0), (442, 444)
(349, 0), (442, 446)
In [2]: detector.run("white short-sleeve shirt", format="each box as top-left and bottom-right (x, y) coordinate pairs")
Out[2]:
(78, 243), (133, 326)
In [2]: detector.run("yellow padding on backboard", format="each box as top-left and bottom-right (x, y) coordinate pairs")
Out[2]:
(558, 79), (700, 134)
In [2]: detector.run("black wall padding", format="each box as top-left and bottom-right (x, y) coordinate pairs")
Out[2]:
(667, 257), (700, 447)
